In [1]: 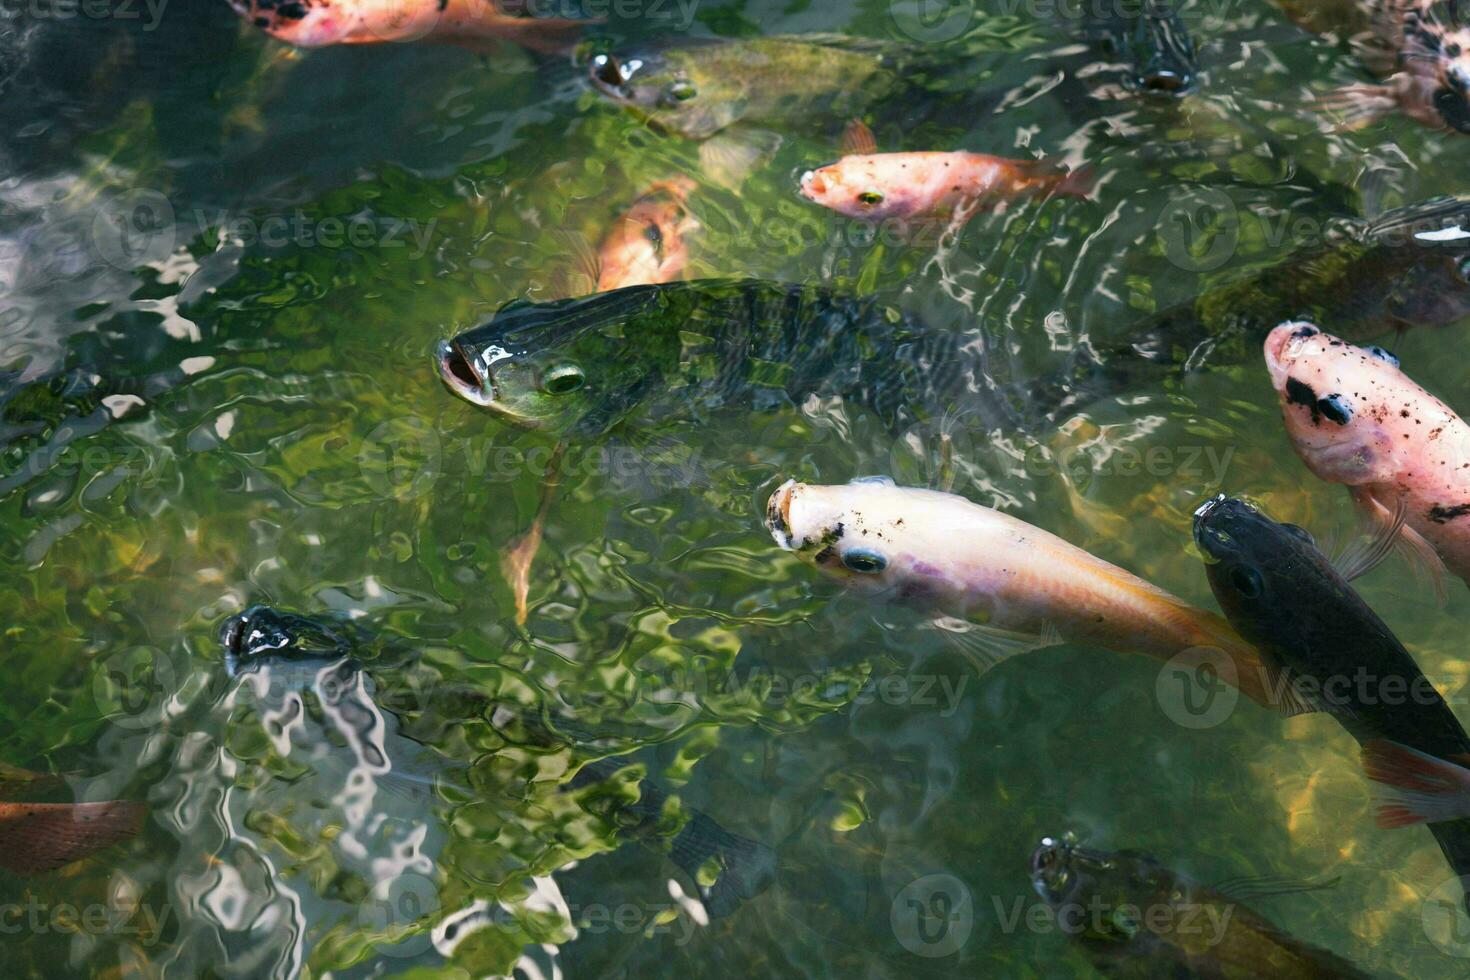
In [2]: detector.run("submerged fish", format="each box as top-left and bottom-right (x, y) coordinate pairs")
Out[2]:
(0, 800), (147, 876)
(593, 177), (699, 293)
(222, 606), (775, 916)
(763, 477), (1277, 707)
(1084, 0), (1199, 94)
(1263, 320), (1470, 591)
(435, 279), (1022, 437)
(587, 35), (903, 141)
(1193, 494), (1470, 911)
(1273, 0), (1470, 132)
(1030, 834), (1368, 978)
(797, 121), (1092, 227)
(1115, 198), (1470, 376)
(230, 0), (585, 54)
(587, 35), (908, 183)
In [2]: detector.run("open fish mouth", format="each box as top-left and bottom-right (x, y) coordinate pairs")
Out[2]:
(436, 339), (499, 410)
(765, 479), (798, 550)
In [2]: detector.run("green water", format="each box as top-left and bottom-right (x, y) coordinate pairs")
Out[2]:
(3, 1), (1470, 976)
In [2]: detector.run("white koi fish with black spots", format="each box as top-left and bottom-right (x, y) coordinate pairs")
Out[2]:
(1265, 321), (1470, 591)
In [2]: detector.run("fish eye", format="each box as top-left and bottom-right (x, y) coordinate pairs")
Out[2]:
(857, 191), (884, 206)
(669, 81), (697, 101)
(1229, 566), (1264, 598)
(1365, 345), (1399, 368)
(543, 365), (585, 395)
(841, 548), (888, 574)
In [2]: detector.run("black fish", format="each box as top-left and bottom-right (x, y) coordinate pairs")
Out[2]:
(1192, 495), (1470, 913)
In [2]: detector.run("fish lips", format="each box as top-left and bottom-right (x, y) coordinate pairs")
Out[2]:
(1192, 493), (1256, 559)
(765, 479), (799, 550)
(436, 338), (502, 411)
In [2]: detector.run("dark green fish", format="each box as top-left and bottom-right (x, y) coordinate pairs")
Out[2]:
(1030, 834), (1369, 979)
(587, 35), (905, 142)
(435, 278), (1022, 439)
(1192, 495), (1470, 914)
(1084, 1), (1199, 94)
(1114, 198), (1470, 375)
(222, 605), (775, 917)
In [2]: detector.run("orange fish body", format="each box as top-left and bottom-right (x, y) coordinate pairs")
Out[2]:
(231, 0), (584, 54)
(595, 177), (698, 293)
(798, 151), (1092, 224)
(0, 800), (146, 875)
(1265, 321), (1470, 587)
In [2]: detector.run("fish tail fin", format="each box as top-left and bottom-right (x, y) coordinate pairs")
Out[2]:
(667, 811), (777, 918)
(1313, 84), (1398, 130)
(1055, 164), (1097, 200)
(0, 800), (146, 875)
(1362, 740), (1470, 828)
(458, 13), (588, 55)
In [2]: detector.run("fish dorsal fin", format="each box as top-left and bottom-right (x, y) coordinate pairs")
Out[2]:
(840, 118), (878, 156)
(1213, 873), (1341, 903)
(1366, 195), (1470, 245)
(1333, 492), (1407, 582)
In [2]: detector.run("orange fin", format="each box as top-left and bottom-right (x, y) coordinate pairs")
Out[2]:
(0, 801), (146, 875)
(1361, 740), (1470, 828)
(840, 118), (878, 156)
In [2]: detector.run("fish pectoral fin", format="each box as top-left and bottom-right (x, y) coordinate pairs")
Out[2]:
(1258, 662), (1340, 719)
(1361, 739), (1470, 828)
(933, 616), (1063, 674)
(1212, 872), (1341, 903)
(698, 128), (783, 190)
(1312, 83), (1398, 130)
(1333, 491), (1408, 582)
(1351, 488), (1448, 603)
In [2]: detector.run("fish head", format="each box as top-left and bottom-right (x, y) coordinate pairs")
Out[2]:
(438, 286), (664, 433)
(766, 477), (964, 603)
(1191, 494), (1333, 657)
(1398, 22), (1470, 134)
(217, 605), (355, 681)
(587, 46), (738, 140)
(1262, 322), (1404, 486)
(798, 157), (908, 222)
(1030, 835), (1175, 943)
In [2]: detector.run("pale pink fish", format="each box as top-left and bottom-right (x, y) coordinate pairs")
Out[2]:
(797, 121), (1092, 225)
(231, 0), (585, 54)
(1264, 321), (1469, 591)
(765, 477), (1276, 707)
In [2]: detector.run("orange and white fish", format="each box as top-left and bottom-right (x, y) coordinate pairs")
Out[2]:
(1288, 0), (1470, 134)
(0, 800), (146, 875)
(765, 477), (1276, 707)
(593, 177), (699, 293)
(230, 0), (585, 54)
(797, 121), (1093, 227)
(1264, 321), (1469, 591)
